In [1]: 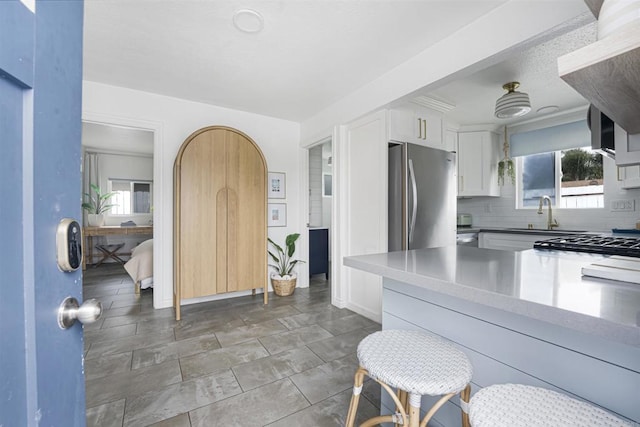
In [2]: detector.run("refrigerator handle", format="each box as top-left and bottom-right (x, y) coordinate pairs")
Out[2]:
(408, 158), (418, 245)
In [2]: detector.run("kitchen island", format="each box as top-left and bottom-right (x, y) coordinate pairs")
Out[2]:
(344, 246), (640, 426)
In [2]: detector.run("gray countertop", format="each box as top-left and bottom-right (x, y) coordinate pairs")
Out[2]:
(344, 246), (640, 347)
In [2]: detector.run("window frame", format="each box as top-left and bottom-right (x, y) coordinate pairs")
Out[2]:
(515, 147), (603, 210)
(107, 179), (153, 216)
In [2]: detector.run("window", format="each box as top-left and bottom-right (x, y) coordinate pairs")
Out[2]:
(109, 179), (152, 215)
(517, 147), (603, 209)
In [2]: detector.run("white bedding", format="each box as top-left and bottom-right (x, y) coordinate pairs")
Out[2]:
(124, 239), (153, 289)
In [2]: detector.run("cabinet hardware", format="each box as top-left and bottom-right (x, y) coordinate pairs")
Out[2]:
(417, 118), (422, 139)
(422, 119), (427, 140)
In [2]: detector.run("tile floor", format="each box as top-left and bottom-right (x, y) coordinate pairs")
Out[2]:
(83, 264), (381, 426)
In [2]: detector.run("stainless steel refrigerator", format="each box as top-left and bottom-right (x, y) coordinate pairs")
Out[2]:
(388, 143), (456, 251)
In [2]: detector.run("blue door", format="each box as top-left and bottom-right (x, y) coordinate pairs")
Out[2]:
(0, 1), (86, 425)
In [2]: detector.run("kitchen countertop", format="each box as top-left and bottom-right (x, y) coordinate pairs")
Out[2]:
(344, 246), (640, 347)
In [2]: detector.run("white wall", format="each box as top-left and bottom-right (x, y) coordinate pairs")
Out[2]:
(83, 81), (303, 309)
(458, 156), (640, 232)
(308, 145), (323, 227)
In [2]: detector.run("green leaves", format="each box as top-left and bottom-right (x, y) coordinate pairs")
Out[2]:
(82, 183), (118, 214)
(268, 233), (305, 277)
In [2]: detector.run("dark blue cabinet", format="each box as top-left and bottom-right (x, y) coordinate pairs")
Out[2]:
(309, 228), (329, 279)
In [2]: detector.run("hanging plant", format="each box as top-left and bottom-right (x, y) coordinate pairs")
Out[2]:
(498, 126), (516, 186)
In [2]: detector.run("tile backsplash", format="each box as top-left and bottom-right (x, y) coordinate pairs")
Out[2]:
(457, 157), (640, 232)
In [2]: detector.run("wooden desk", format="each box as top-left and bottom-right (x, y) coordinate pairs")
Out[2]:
(83, 225), (153, 269)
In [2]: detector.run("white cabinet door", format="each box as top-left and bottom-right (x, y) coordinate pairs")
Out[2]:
(614, 124), (640, 166)
(457, 131), (500, 197)
(617, 165), (640, 189)
(339, 110), (388, 322)
(388, 106), (443, 150)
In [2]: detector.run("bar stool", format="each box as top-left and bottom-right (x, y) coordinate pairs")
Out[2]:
(346, 329), (473, 427)
(463, 384), (632, 427)
(94, 243), (125, 267)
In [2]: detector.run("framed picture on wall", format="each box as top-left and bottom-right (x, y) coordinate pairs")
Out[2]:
(268, 172), (286, 199)
(267, 203), (286, 227)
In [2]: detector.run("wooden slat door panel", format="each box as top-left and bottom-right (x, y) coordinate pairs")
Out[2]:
(227, 132), (267, 293)
(177, 129), (226, 299)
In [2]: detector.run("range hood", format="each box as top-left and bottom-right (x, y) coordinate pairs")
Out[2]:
(588, 105), (615, 160)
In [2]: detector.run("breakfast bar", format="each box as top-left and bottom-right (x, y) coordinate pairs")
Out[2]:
(344, 246), (640, 426)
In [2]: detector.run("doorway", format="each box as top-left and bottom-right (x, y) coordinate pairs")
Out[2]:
(308, 139), (332, 287)
(81, 121), (156, 297)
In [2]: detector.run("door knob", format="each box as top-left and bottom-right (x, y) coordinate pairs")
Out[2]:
(57, 297), (103, 329)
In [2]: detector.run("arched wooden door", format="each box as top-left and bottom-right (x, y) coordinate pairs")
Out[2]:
(174, 126), (267, 320)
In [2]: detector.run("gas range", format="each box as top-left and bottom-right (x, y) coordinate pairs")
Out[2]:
(533, 234), (640, 257)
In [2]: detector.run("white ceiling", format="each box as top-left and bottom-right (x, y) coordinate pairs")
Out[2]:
(425, 21), (598, 127)
(82, 122), (154, 154)
(83, 0), (507, 122)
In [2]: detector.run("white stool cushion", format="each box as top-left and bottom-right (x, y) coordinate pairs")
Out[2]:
(356, 330), (472, 396)
(469, 384), (632, 427)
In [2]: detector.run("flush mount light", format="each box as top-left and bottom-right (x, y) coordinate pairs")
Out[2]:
(233, 9), (264, 33)
(537, 105), (560, 115)
(494, 82), (532, 119)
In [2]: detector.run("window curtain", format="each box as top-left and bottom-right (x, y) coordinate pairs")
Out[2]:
(510, 120), (591, 157)
(83, 152), (100, 224)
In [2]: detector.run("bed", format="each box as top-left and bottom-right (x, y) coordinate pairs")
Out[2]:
(124, 239), (153, 294)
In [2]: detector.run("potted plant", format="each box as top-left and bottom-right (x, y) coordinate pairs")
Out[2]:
(268, 233), (305, 296)
(82, 183), (117, 226)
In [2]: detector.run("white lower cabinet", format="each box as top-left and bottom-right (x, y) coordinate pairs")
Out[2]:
(457, 131), (500, 197)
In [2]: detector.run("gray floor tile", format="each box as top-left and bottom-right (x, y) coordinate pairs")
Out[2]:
(307, 328), (372, 362)
(132, 333), (220, 370)
(189, 378), (309, 427)
(101, 304), (141, 318)
(85, 329), (175, 359)
(101, 314), (139, 329)
(86, 360), (182, 407)
(84, 352), (132, 381)
(232, 346), (324, 390)
(83, 265), (381, 426)
(84, 323), (137, 344)
(237, 305), (302, 325)
(173, 317), (245, 341)
(266, 389), (379, 427)
(123, 369), (241, 426)
(86, 399), (125, 427)
(258, 324), (334, 355)
(289, 353), (360, 404)
(278, 309), (352, 330)
(214, 319), (288, 347)
(318, 313), (379, 335)
(180, 339), (269, 380)
(148, 413), (191, 427)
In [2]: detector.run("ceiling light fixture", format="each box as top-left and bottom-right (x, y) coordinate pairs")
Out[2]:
(233, 9), (264, 33)
(494, 82), (531, 119)
(536, 105), (560, 115)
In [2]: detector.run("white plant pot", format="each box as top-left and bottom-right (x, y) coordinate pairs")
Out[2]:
(87, 214), (104, 226)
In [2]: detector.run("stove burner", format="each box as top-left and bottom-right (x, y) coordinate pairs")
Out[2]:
(534, 234), (640, 257)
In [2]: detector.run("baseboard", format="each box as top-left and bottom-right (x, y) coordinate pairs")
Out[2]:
(346, 301), (381, 323)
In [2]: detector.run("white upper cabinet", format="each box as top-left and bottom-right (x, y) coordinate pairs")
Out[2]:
(388, 106), (444, 150)
(457, 131), (500, 197)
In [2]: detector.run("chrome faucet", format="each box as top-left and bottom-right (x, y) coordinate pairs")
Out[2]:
(537, 196), (559, 230)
